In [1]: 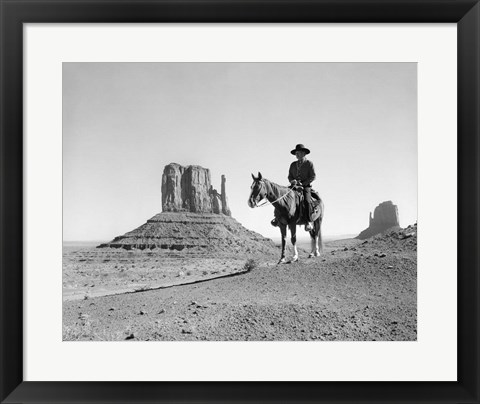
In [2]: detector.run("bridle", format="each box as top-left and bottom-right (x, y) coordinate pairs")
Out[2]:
(251, 180), (294, 208)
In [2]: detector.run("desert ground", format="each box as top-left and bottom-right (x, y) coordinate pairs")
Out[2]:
(63, 225), (416, 341)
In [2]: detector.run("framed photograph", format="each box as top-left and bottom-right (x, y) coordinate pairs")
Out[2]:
(1, 0), (479, 403)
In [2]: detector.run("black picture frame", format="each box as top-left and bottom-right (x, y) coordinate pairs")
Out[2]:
(1, 1), (479, 403)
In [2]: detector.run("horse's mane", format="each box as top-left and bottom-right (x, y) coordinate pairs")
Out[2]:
(263, 178), (289, 194)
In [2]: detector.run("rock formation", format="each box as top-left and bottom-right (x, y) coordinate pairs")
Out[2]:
(161, 163), (231, 216)
(97, 212), (276, 255)
(356, 201), (400, 240)
(99, 163), (276, 256)
(221, 175), (231, 216)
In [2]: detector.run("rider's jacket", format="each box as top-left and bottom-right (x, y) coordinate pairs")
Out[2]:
(288, 159), (316, 187)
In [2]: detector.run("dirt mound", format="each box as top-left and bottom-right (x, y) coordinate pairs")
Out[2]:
(98, 212), (278, 256)
(355, 224), (417, 253)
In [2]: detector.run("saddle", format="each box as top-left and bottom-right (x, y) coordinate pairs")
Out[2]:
(293, 186), (321, 224)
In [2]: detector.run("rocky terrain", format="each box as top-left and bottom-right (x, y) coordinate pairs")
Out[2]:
(97, 212), (276, 253)
(63, 225), (417, 341)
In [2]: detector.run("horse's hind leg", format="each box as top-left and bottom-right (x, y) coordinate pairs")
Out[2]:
(288, 223), (298, 262)
(309, 218), (322, 258)
(278, 224), (288, 264)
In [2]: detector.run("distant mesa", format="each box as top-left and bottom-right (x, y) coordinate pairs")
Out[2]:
(356, 201), (400, 240)
(98, 163), (275, 255)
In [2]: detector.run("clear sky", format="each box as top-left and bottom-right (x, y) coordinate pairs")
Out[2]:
(63, 63), (417, 242)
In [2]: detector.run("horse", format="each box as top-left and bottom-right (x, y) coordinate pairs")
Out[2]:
(248, 172), (324, 264)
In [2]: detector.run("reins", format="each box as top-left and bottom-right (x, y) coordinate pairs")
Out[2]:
(254, 184), (295, 208)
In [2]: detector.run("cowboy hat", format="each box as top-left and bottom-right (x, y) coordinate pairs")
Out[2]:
(290, 144), (310, 155)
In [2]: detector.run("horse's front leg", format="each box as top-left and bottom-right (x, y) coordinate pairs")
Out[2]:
(289, 223), (298, 262)
(278, 224), (288, 264)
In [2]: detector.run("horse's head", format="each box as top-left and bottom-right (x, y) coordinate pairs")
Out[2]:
(248, 172), (267, 208)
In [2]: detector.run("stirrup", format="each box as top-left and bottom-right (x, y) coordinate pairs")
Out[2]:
(271, 218), (279, 227)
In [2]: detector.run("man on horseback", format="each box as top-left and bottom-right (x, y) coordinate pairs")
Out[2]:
(271, 144), (316, 231)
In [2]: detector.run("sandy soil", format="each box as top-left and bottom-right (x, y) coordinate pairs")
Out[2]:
(63, 226), (417, 341)
(63, 246), (272, 301)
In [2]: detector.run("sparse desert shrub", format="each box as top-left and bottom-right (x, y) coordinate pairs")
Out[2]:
(243, 258), (258, 272)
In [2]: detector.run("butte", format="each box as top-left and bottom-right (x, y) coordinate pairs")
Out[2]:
(356, 201), (401, 240)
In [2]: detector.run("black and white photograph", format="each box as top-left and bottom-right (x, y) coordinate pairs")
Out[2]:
(62, 62), (417, 341)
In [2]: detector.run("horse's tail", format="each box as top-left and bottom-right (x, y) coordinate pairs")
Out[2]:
(316, 200), (324, 253)
(317, 219), (324, 253)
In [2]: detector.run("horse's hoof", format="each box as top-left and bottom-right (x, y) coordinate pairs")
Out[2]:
(277, 258), (287, 265)
(308, 253), (314, 258)
(291, 257), (298, 263)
